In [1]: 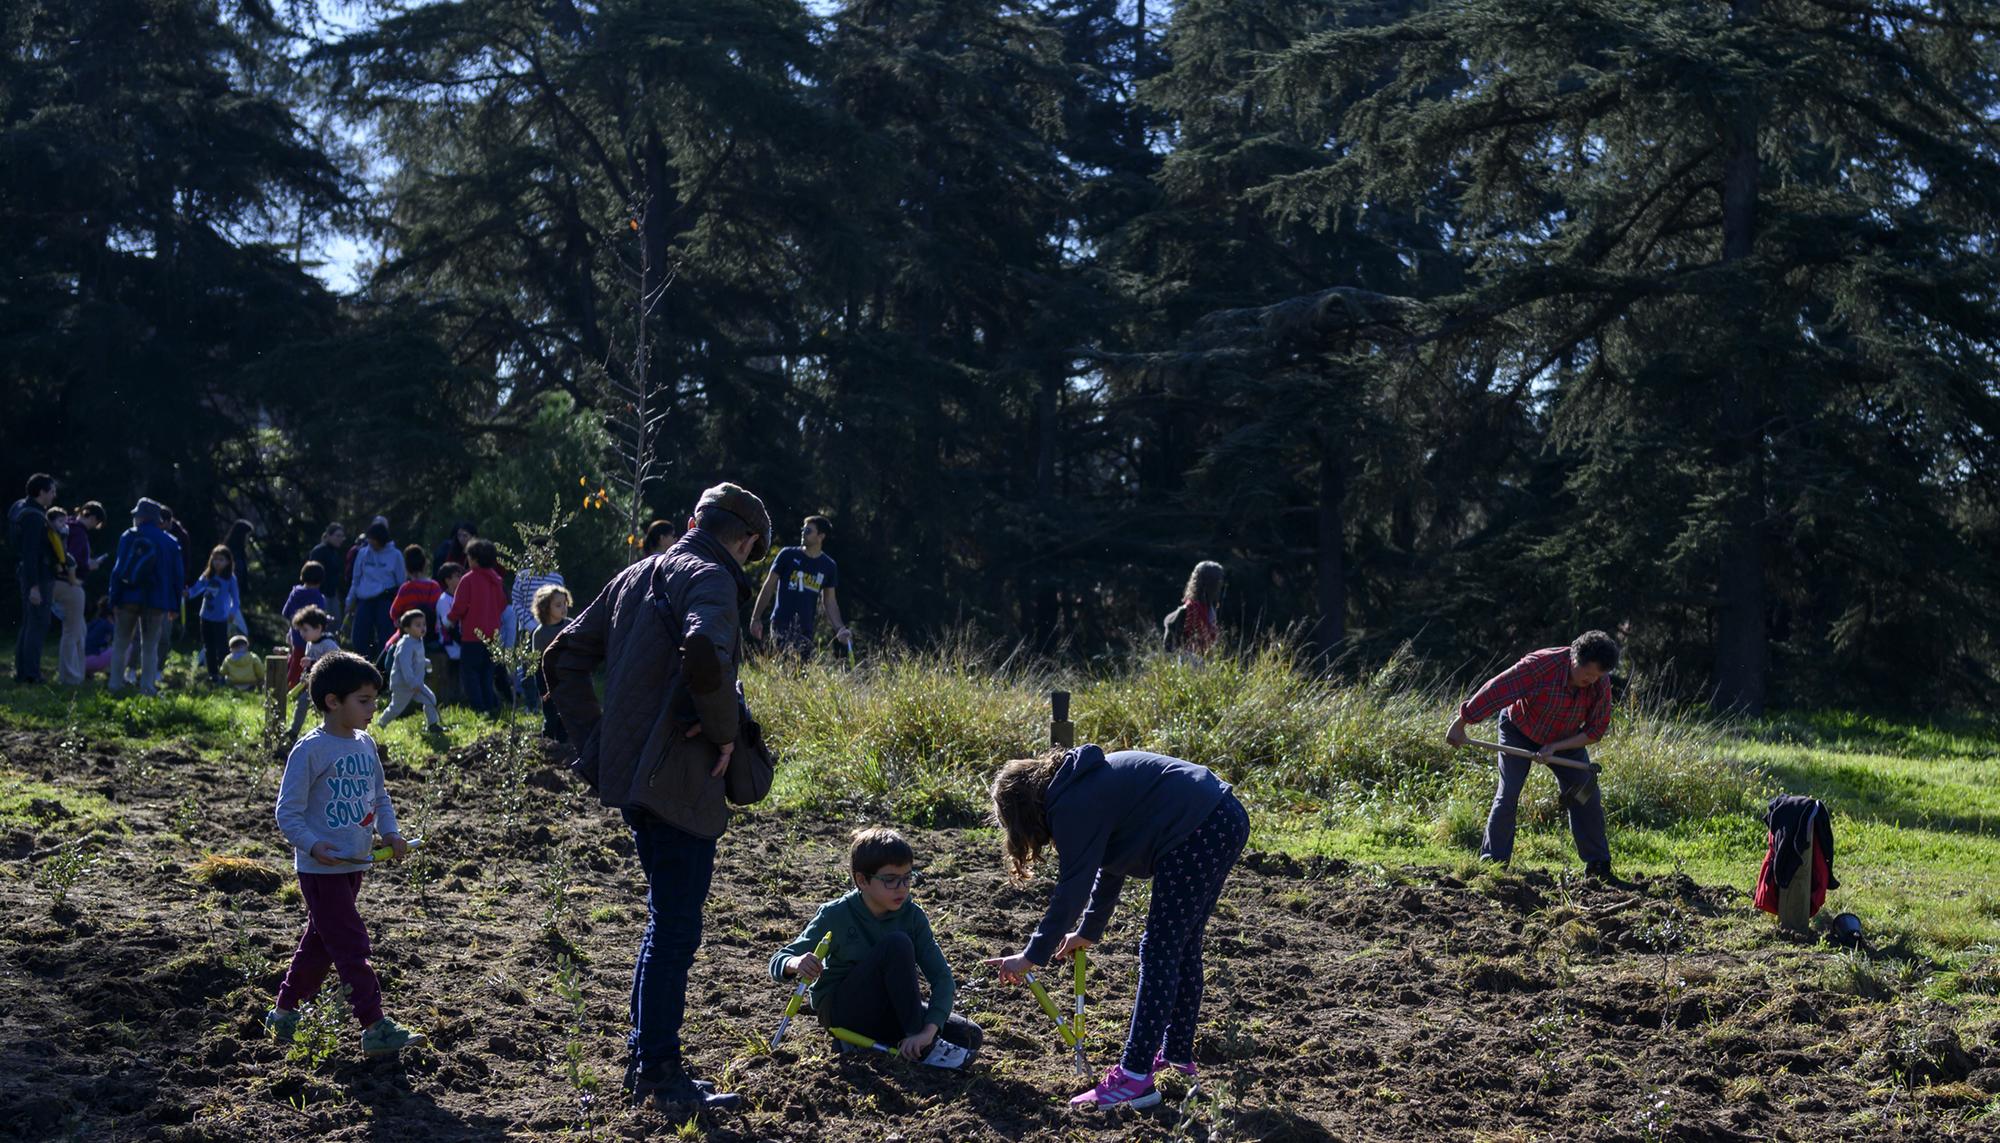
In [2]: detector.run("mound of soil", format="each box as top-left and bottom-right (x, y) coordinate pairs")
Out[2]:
(1, 727), (1993, 1141)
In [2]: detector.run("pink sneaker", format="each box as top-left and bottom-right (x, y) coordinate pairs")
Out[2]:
(1069, 1065), (1161, 1110)
(1151, 1050), (1196, 1078)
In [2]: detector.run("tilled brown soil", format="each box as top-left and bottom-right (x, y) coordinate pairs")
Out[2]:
(1, 726), (1995, 1142)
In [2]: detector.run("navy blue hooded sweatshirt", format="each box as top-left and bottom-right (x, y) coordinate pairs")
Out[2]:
(1024, 745), (1231, 965)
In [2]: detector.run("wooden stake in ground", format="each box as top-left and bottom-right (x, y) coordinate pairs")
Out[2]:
(1050, 691), (1073, 750)
(1778, 838), (1816, 934)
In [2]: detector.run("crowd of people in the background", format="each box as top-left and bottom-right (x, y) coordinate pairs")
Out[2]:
(4, 474), (602, 730)
(7, 470), (877, 734)
(7, 470), (1236, 711)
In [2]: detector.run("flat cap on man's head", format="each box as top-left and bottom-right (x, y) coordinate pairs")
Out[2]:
(695, 482), (772, 561)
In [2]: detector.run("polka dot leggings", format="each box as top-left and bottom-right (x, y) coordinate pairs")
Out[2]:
(1121, 791), (1250, 1074)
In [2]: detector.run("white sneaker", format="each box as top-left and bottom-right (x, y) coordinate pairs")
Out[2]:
(919, 1039), (972, 1069)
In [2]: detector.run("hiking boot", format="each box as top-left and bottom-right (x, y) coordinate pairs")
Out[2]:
(918, 1039), (973, 1069)
(360, 1016), (428, 1057)
(630, 1063), (739, 1111)
(1151, 1050), (1196, 1078)
(627, 1057), (716, 1095)
(264, 1008), (300, 1043)
(1584, 860), (1616, 881)
(1069, 1064), (1161, 1110)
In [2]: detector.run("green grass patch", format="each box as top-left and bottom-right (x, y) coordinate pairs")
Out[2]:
(745, 643), (2000, 985)
(0, 770), (120, 836)
(0, 673), (524, 768)
(0, 678), (259, 747)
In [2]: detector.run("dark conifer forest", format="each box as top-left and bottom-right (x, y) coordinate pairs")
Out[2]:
(8, 0), (1999, 711)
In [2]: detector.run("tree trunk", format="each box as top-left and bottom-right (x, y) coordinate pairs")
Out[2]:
(621, 129), (675, 561)
(1712, 0), (1768, 712)
(1309, 437), (1346, 659)
(1032, 366), (1062, 636)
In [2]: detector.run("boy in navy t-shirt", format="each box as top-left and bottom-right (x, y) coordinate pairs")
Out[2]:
(750, 514), (850, 660)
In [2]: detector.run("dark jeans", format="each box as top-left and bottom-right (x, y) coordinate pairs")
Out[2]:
(201, 619), (229, 682)
(1480, 717), (1610, 864)
(623, 808), (716, 1071)
(459, 639), (499, 712)
(351, 593), (393, 663)
(819, 931), (983, 1050)
(276, 871), (383, 1026)
(1125, 791), (1249, 1074)
(15, 582), (51, 681)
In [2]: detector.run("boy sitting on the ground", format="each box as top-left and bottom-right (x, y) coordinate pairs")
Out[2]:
(769, 827), (981, 1067)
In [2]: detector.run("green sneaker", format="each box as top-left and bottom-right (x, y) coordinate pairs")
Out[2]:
(360, 1017), (428, 1057)
(264, 1008), (300, 1043)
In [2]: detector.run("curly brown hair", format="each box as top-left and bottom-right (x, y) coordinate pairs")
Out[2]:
(1182, 560), (1224, 608)
(991, 750), (1068, 881)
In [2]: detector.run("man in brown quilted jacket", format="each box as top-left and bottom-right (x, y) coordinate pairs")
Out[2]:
(546, 481), (771, 1113)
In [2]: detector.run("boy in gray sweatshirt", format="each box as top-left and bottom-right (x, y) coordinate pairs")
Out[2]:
(267, 651), (428, 1057)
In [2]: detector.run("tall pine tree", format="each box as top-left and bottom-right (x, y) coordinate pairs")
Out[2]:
(1261, 0), (2000, 707)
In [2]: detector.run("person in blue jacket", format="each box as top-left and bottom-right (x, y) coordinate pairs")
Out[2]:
(186, 544), (243, 684)
(107, 497), (184, 697)
(983, 744), (1250, 1111)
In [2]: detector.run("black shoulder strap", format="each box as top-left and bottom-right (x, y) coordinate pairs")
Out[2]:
(645, 557), (686, 656)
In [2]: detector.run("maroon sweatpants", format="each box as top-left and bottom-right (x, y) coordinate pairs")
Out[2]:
(275, 871), (383, 1026)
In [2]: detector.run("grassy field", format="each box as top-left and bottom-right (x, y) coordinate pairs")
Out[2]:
(3, 639), (1995, 1016)
(751, 645), (1999, 972)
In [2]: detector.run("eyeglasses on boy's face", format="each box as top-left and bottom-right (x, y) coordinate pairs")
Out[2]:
(869, 872), (915, 890)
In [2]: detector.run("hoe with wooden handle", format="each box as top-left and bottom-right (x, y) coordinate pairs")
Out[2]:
(1463, 737), (1601, 807)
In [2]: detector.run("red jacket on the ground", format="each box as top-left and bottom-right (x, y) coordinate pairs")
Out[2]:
(448, 566), (506, 643)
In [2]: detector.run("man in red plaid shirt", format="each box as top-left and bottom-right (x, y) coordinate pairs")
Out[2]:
(1447, 631), (1621, 878)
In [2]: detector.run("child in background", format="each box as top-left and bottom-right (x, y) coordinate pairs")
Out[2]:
(529, 584), (571, 741)
(281, 562), (329, 688)
(186, 545), (242, 684)
(267, 651), (428, 1058)
(983, 744), (1249, 1110)
(770, 828), (980, 1068)
(222, 634), (263, 690)
(511, 560), (565, 712)
(287, 607), (342, 738)
(435, 563), (465, 664)
(377, 610), (444, 733)
(83, 598), (115, 678)
(388, 545), (443, 652)
(445, 541), (505, 714)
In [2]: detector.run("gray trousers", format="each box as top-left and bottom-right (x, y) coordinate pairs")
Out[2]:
(1480, 718), (1610, 864)
(108, 606), (171, 697)
(379, 683), (441, 727)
